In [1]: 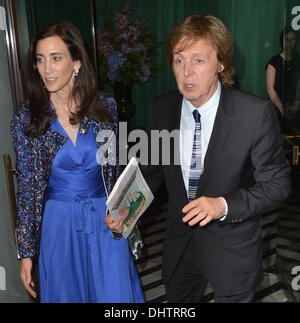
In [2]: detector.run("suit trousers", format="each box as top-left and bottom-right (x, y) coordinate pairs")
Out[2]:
(165, 234), (255, 303)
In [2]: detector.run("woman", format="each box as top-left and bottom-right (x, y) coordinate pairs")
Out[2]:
(11, 21), (144, 303)
(266, 26), (300, 122)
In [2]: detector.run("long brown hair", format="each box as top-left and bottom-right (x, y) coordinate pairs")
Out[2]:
(167, 14), (235, 86)
(26, 21), (112, 138)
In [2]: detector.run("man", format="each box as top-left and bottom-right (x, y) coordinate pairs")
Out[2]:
(106, 14), (291, 303)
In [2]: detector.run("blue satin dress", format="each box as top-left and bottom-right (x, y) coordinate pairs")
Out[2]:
(38, 116), (144, 303)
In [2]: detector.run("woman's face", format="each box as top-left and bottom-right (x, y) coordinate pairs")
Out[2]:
(36, 35), (81, 96)
(283, 31), (296, 52)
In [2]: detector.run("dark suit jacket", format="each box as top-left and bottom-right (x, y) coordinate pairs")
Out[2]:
(141, 85), (291, 295)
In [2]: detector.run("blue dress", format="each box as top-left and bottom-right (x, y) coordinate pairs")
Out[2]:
(38, 116), (144, 303)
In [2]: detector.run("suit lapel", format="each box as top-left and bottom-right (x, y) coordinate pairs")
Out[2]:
(196, 85), (234, 196)
(167, 93), (190, 203)
(167, 93), (182, 132)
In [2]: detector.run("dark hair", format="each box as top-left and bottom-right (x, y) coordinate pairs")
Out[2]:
(26, 21), (112, 138)
(167, 14), (235, 86)
(280, 26), (296, 50)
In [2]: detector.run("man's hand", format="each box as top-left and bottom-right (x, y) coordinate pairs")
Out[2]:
(182, 196), (226, 227)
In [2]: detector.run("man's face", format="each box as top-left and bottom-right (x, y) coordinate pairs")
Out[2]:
(173, 37), (224, 108)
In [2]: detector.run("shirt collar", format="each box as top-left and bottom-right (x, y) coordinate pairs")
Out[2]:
(182, 81), (221, 118)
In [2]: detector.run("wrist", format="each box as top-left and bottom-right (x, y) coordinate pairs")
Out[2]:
(218, 197), (228, 216)
(111, 231), (122, 240)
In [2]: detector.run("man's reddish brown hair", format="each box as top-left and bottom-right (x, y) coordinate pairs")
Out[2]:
(167, 14), (235, 86)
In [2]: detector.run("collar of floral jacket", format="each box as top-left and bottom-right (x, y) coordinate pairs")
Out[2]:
(35, 113), (119, 193)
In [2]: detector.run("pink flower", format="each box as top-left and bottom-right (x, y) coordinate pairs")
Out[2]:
(96, 5), (160, 85)
(121, 43), (132, 54)
(128, 25), (139, 34)
(115, 13), (129, 29)
(97, 29), (114, 58)
(132, 43), (145, 52)
(121, 5), (132, 15)
(119, 31), (130, 41)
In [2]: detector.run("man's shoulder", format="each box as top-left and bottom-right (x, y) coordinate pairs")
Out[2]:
(151, 90), (182, 108)
(225, 86), (270, 107)
(222, 86), (275, 123)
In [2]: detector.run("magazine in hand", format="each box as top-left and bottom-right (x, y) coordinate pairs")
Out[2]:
(106, 157), (154, 239)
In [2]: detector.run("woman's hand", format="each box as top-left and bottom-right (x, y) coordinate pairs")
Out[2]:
(20, 258), (37, 298)
(104, 213), (125, 233)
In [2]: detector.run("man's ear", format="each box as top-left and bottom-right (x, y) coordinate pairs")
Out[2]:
(218, 63), (225, 73)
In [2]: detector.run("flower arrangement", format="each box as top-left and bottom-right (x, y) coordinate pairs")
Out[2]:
(97, 5), (161, 86)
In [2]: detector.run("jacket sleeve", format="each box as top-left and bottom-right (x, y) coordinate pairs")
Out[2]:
(102, 95), (122, 190)
(221, 102), (291, 225)
(10, 106), (37, 258)
(111, 97), (122, 180)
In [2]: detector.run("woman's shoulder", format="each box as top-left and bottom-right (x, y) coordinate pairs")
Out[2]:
(97, 91), (118, 123)
(267, 54), (283, 68)
(98, 91), (115, 105)
(10, 104), (34, 146)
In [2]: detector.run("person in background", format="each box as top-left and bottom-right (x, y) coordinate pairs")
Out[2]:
(11, 21), (144, 303)
(266, 26), (300, 128)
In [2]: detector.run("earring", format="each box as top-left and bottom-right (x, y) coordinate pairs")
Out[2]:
(74, 68), (80, 77)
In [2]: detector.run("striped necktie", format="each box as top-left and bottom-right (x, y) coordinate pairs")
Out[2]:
(188, 109), (202, 201)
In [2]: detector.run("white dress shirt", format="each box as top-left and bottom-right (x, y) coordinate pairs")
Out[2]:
(179, 81), (228, 216)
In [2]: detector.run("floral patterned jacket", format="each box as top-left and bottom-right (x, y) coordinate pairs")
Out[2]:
(11, 95), (121, 259)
